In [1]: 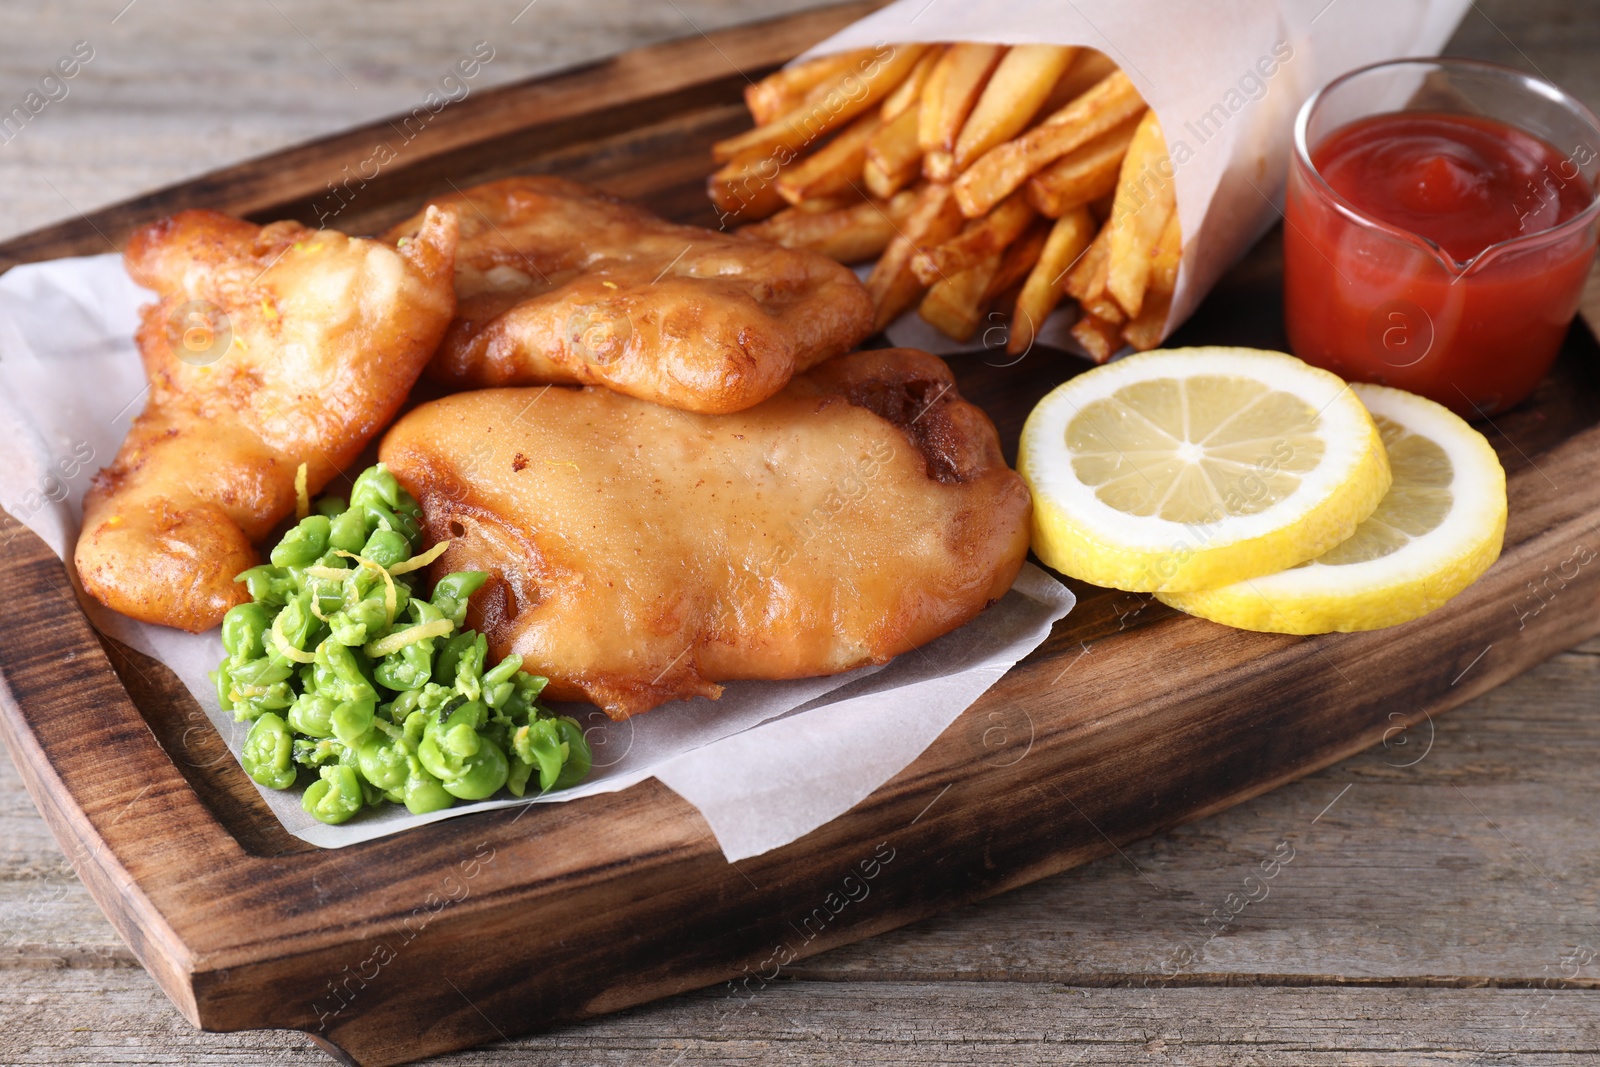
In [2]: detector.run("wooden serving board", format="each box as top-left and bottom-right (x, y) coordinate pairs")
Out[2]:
(3, 5), (1600, 1064)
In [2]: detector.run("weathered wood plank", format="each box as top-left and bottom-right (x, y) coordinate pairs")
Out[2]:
(7, 968), (1600, 1065)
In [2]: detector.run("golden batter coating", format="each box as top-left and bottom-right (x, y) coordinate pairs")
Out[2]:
(75, 207), (458, 632)
(380, 348), (1032, 718)
(381, 176), (874, 415)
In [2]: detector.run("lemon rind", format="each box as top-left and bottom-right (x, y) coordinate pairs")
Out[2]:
(1158, 383), (1507, 633)
(1020, 348), (1392, 592)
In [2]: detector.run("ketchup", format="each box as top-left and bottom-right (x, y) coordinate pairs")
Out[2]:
(1285, 110), (1597, 416)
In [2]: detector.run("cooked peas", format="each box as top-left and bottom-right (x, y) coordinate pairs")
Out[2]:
(210, 462), (592, 825)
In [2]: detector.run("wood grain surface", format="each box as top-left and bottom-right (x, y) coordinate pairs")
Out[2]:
(3, 1), (1600, 1065)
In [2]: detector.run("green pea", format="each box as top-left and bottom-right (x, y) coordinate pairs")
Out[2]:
(506, 760), (532, 798)
(327, 506), (368, 553)
(332, 697), (376, 746)
(512, 718), (566, 793)
(315, 494), (348, 519)
(237, 565), (291, 607)
(288, 692), (337, 738)
(441, 736), (508, 800)
(362, 528), (410, 570)
(313, 641), (377, 706)
(454, 634), (487, 702)
(237, 683), (294, 722)
(374, 645), (431, 692)
(212, 663), (235, 715)
(303, 765), (365, 824)
(221, 603), (271, 662)
(242, 712), (297, 789)
(270, 514), (332, 568)
(356, 732), (410, 791)
(401, 766), (454, 814)
(350, 464), (402, 511)
(431, 571), (488, 628)
(434, 632), (474, 687)
(269, 594), (318, 662)
(481, 653), (522, 709)
(553, 717), (592, 790)
(292, 736), (347, 768)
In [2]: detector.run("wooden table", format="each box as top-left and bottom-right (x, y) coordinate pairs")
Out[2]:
(3, 1), (1599, 1062)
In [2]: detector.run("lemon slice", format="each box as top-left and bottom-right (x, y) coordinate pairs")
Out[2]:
(1158, 383), (1506, 633)
(1019, 347), (1390, 592)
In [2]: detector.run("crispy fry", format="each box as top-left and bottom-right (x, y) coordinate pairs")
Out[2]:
(1071, 311), (1124, 363)
(1121, 212), (1182, 351)
(713, 44), (929, 165)
(745, 50), (874, 126)
(920, 249), (1003, 342)
(776, 110), (879, 206)
(707, 145), (789, 223)
(1104, 109), (1176, 318)
(1121, 288), (1172, 351)
(1063, 221), (1112, 301)
(1148, 209), (1183, 292)
(742, 191), (917, 264)
(1077, 234), (1125, 324)
(1025, 117), (1139, 217)
(919, 43), (1005, 179)
(1037, 49), (1120, 115)
(863, 104), (923, 199)
(1008, 206), (1095, 355)
(953, 45), (1079, 173)
(986, 220), (1051, 300)
(953, 70), (1146, 218)
(880, 45), (944, 121)
(911, 192), (1034, 285)
(865, 182), (966, 331)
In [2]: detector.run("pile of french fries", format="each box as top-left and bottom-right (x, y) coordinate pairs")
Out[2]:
(709, 43), (1182, 360)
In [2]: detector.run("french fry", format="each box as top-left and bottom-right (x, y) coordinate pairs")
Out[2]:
(1077, 231), (1126, 324)
(953, 70), (1147, 218)
(1063, 221), (1112, 301)
(986, 219), (1051, 300)
(953, 45), (1079, 173)
(919, 249), (1003, 342)
(713, 44), (929, 165)
(1104, 109), (1176, 319)
(1072, 310), (1125, 363)
(1037, 49), (1120, 115)
(744, 50), (874, 126)
(1121, 289), (1172, 351)
(1025, 117), (1139, 217)
(742, 191), (918, 264)
(866, 182), (966, 332)
(707, 145), (790, 223)
(911, 192), (1035, 284)
(881, 45), (944, 121)
(1122, 212), (1183, 350)
(863, 104), (923, 199)
(1008, 206), (1095, 355)
(1148, 210), (1183, 292)
(919, 43), (1005, 180)
(776, 111), (879, 205)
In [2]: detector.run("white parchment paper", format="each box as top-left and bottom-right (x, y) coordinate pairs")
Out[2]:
(810, 0), (1472, 356)
(0, 252), (1074, 862)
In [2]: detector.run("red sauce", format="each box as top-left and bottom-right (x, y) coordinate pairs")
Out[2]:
(1285, 111), (1597, 416)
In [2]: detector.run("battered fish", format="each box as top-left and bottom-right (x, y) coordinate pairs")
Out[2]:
(381, 177), (874, 414)
(75, 207), (458, 632)
(380, 348), (1032, 718)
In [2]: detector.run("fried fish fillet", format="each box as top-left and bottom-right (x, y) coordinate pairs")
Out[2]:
(381, 176), (874, 414)
(380, 347), (1031, 718)
(75, 207), (458, 632)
